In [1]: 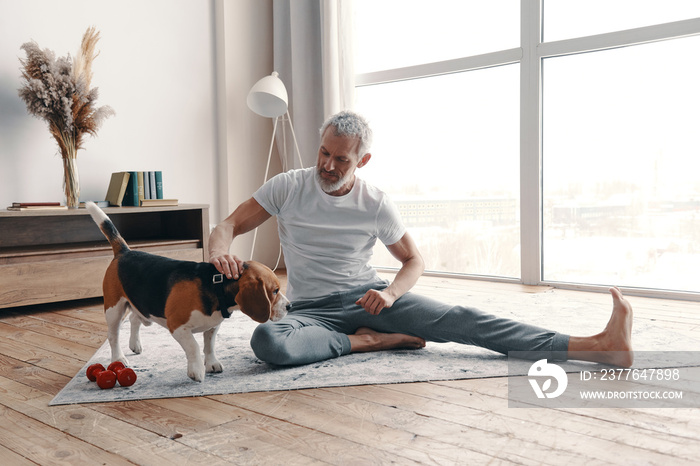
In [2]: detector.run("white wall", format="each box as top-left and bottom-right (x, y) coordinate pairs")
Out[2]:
(0, 0), (219, 218)
(0, 0), (283, 266)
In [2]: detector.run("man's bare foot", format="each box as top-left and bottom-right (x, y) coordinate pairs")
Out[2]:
(349, 327), (426, 353)
(568, 287), (634, 367)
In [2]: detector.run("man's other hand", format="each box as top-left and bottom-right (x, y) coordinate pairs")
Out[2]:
(356, 289), (396, 315)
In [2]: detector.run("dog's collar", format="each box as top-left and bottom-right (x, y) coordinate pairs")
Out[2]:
(212, 273), (235, 318)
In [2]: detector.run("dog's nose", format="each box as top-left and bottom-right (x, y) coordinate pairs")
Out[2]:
(286, 303), (292, 311)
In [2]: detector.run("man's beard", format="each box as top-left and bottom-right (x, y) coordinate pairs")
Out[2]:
(316, 168), (352, 194)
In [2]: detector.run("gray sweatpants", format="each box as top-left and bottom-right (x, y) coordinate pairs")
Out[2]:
(251, 280), (570, 366)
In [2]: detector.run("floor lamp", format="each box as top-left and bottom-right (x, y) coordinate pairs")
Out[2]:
(247, 71), (303, 262)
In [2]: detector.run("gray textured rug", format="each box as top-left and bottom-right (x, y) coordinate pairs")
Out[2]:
(50, 312), (505, 406)
(50, 299), (697, 406)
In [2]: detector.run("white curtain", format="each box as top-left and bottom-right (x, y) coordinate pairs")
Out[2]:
(272, 0), (355, 169)
(320, 0), (355, 117)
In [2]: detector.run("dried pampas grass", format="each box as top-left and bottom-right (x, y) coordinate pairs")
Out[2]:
(18, 26), (114, 157)
(18, 27), (114, 206)
(72, 26), (100, 90)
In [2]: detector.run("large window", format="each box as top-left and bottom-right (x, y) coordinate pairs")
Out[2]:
(354, 0), (519, 73)
(543, 36), (700, 293)
(356, 66), (520, 277)
(544, 0), (700, 41)
(354, 1), (700, 297)
(354, 0), (521, 278)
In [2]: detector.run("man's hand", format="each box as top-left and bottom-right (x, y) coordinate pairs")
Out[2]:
(355, 289), (396, 315)
(207, 198), (272, 280)
(209, 253), (245, 280)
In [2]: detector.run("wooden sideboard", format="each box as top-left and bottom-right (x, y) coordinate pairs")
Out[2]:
(0, 204), (209, 309)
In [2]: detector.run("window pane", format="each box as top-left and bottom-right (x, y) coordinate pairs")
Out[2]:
(544, 0), (700, 42)
(542, 37), (700, 293)
(355, 65), (520, 278)
(354, 0), (519, 74)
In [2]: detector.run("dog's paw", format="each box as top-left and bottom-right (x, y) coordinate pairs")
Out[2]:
(205, 359), (223, 373)
(187, 362), (205, 382)
(129, 339), (142, 354)
(112, 355), (129, 366)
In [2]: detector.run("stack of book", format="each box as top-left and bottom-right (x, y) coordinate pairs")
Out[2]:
(106, 171), (178, 207)
(6, 202), (68, 211)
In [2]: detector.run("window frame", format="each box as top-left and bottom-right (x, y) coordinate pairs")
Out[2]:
(354, 0), (700, 301)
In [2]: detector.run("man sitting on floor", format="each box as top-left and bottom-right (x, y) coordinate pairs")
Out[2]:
(209, 110), (633, 368)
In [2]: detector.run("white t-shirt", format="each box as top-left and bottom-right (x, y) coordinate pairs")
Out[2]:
(253, 167), (406, 301)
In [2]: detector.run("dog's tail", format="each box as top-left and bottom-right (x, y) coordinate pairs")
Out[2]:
(85, 201), (130, 256)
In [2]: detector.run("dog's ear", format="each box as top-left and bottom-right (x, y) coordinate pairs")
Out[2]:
(237, 276), (271, 323)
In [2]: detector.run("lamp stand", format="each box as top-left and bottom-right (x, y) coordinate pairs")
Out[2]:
(250, 111), (303, 262)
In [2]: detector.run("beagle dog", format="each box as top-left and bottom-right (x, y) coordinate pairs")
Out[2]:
(86, 202), (289, 382)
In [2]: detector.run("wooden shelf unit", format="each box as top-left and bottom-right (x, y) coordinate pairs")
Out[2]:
(0, 204), (209, 308)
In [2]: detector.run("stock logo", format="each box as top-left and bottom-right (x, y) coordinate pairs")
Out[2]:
(528, 359), (568, 399)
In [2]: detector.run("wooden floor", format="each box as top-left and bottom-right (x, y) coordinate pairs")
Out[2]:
(1, 272), (699, 465)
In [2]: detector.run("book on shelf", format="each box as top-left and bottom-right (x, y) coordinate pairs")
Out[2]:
(149, 171), (157, 199)
(7, 202), (68, 211)
(137, 172), (146, 204)
(79, 201), (109, 208)
(12, 202), (61, 207)
(106, 171), (169, 207)
(140, 171), (163, 200)
(155, 171), (163, 199)
(105, 172), (131, 206)
(143, 171), (151, 201)
(140, 198), (178, 207)
(122, 171), (140, 207)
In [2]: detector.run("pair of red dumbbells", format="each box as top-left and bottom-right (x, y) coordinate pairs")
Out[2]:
(86, 361), (137, 389)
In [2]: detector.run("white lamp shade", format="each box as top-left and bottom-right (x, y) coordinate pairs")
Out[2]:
(247, 71), (288, 118)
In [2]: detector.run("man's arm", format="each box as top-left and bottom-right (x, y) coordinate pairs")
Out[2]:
(209, 197), (271, 279)
(355, 232), (425, 315)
